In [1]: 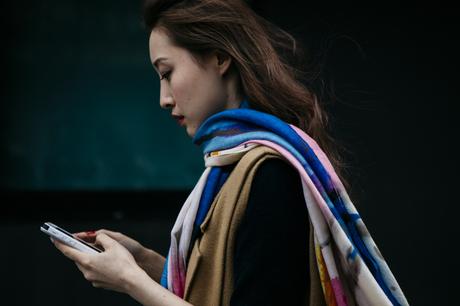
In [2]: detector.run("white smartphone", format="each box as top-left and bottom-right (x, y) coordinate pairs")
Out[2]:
(41, 222), (102, 254)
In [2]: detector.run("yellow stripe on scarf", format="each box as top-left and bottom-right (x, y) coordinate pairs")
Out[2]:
(315, 243), (338, 306)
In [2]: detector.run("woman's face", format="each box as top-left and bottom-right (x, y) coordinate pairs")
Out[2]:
(149, 27), (240, 138)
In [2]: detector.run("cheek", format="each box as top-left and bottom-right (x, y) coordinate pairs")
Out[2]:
(170, 69), (200, 106)
(169, 66), (225, 131)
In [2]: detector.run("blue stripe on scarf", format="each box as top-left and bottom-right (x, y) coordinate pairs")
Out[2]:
(160, 255), (168, 288)
(194, 111), (351, 235)
(195, 167), (232, 228)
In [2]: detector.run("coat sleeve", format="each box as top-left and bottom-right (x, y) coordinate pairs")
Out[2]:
(230, 157), (311, 306)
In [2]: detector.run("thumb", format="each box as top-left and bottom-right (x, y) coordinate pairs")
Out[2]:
(95, 233), (116, 250)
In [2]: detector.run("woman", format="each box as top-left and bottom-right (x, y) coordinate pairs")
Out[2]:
(52, 0), (409, 305)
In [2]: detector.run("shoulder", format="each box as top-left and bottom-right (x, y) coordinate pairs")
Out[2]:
(254, 156), (298, 176)
(250, 157), (303, 195)
(243, 156), (307, 220)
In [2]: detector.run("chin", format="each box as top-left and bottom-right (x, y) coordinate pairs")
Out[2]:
(186, 126), (195, 138)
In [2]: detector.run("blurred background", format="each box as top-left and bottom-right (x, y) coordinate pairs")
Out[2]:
(1, 0), (455, 305)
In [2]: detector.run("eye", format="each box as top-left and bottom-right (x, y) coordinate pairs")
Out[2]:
(160, 71), (172, 81)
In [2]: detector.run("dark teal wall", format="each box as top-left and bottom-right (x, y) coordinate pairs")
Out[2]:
(2, 0), (203, 190)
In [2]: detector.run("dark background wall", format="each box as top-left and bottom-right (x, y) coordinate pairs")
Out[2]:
(1, 1), (456, 305)
(0, 0), (204, 191)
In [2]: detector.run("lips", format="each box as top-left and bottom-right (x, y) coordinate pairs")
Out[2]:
(172, 114), (185, 126)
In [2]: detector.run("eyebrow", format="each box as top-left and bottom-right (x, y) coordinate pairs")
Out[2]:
(153, 57), (168, 69)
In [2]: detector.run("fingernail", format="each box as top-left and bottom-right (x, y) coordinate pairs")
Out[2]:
(50, 237), (55, 243)
(86, 231), (96, 235)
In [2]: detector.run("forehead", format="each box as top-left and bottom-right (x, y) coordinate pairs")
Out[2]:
(148, 27), (209, 70)
(149, 28), (179, 61)
(149, 28), (172, 51)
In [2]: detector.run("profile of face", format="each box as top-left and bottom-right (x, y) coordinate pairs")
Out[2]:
(148, 27), (242, 138)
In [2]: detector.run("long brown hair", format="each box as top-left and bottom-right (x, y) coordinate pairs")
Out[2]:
(142, 0), (351, 189)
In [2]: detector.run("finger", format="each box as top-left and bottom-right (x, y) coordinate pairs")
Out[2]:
(74, 232), (97, 243)
(95, 233), (116, 249)
(75, 262), (96, 283)
(74, 230), (97, 237)
(91, 281), (115, 291)
(91, 281), (105, 288)
(75, 262), (85, 273)
(73, 231), (94, 237)
(96, 229), (122, 240)
(74, 262), (92, 282)
(53, 239), (89, 263)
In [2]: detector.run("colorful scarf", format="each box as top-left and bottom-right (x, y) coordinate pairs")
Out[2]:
(160, 99), (409, 305)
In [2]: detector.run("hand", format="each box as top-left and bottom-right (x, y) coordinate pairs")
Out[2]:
(74, 229), (147, 263)
(74, 229), (166, 282)
(52, 233), (144, 293)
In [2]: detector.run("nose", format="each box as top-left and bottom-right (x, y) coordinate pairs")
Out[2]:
(159, 86), (174, 109)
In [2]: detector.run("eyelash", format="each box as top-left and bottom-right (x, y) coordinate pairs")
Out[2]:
(160, 71), (172, 81)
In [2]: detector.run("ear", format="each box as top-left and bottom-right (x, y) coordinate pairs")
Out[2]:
(215, 51), (232, 77)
